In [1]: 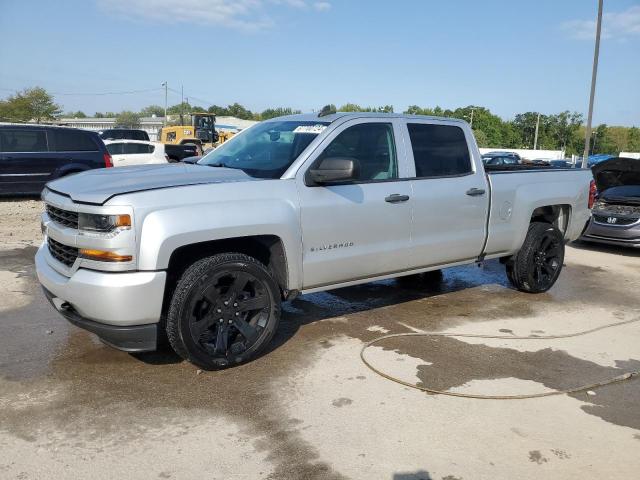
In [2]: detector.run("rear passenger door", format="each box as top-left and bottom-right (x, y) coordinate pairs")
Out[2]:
(404, 121), (489, 267)
(0, 127), (55, 194)
(297, 118), (413, 289)
(49, 129), (102, 174)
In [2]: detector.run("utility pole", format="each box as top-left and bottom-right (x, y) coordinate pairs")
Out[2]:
(180, 85), (184, 125)
(533, 113), (541, 150)
(161, 81), (168, 125)
(582, 0), (603, 168)
(469, 108), (475, 128)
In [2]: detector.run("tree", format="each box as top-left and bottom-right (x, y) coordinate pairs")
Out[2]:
(226, 103), (255, 120)
(208, 105), (229, 116)
(114, 111), (142, 129)
(473, 128), (488, 147)
(592, 124), (617, 154)
(259, 107), (301, 120)
(339, 103), (394, 113)
(94, 111), (117, 118)
(167, 102), (192, 115)
(139, 105), (165, 117)
(627, 127), (640, 152)
(63, 110), (87, 118)
(0, 87), (61, 123)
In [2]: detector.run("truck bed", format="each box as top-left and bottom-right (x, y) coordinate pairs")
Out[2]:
(483, 166), (593, 257)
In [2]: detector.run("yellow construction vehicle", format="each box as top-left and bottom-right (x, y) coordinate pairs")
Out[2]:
(158, 113), (219, 152)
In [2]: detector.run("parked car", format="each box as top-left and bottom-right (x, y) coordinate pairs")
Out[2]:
(99, 129), (150, 141)
(104, 140), (169, 167)
(550, 160), (574, 168)
(482, 155), (520, 166)
(0, 124), (111, 195)
(36, 112), (592, 369)
(581, 157), (640, 248)
(482, 151), (521, 165)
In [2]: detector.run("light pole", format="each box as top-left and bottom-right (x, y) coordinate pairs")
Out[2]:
(582, 0), (603, 168)
(161, 81), (168, 125)
(469, 107), (475, 128)
(533, 113), (541, 150)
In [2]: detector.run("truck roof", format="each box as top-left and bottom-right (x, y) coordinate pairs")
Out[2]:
(268, 112), (470, 125)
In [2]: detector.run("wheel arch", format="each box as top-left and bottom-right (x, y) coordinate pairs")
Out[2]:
(161, 235), (291, 317)
(530, 204), (572, 234)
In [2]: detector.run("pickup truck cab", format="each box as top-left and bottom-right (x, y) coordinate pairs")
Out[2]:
(36, 112), (592, 369)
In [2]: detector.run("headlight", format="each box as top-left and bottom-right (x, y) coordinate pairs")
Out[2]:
(78, 213), (131, 232)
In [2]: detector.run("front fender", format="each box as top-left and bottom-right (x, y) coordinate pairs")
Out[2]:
(136, 198), (302, 289)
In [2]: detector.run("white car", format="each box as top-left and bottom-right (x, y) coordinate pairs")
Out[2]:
(104, 140), (169, 167)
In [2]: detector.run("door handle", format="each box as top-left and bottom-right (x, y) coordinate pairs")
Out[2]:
(385, 194), (410, 203)
(466, 188), (486, 196)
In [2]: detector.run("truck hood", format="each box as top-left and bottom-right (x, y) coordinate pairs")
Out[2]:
(46, 164), (258, 205)
(592, 157), (640, 193)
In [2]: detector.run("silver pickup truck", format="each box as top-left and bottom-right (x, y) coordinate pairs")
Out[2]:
(36, 112), (593, 369)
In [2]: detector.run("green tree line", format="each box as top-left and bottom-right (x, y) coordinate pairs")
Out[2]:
(2, 87), (639, 154)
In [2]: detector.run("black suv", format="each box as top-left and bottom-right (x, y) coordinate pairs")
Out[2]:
(99, 129), (150, 141)
(0, 124), (112, 195)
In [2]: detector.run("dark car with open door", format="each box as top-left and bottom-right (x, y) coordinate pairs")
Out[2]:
(0, 124), (112, 195)
(582, 157), (640, 248)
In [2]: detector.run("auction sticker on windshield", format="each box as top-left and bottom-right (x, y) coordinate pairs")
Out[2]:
(293, 125), (327, 134)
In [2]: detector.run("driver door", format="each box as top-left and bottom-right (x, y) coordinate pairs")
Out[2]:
(296, 118), (412, 289)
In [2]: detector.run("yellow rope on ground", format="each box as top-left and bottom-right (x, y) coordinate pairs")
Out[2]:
(360, 318), (640, 400)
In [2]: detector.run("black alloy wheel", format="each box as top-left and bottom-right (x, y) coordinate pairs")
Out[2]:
(167, 253), (281, 369)
(506, 222), (565, 293)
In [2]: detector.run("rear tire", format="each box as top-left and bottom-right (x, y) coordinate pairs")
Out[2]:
(166, 253), (281, 369)
(506, 222), (565, 293)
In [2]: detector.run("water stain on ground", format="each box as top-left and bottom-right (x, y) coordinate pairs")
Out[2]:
(528, 450), (548, 464)
(331, 398), (353, 408)
(373, 335), (640, 430)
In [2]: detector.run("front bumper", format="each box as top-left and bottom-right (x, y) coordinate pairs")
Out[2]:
(36, 244), (167, 351)
(581, 217), (640, 248)
(42, 287), (158, 352)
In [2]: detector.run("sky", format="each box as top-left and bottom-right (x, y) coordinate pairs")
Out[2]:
(1, 0), (639, 125)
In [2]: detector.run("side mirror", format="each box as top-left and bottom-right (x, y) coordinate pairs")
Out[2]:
(308, 157), (357, 185)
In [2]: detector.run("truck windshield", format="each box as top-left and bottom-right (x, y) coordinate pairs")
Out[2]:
(199, 120), (330, 179)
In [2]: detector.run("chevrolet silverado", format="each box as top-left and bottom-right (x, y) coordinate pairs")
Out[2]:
(36, 112), (593, 369)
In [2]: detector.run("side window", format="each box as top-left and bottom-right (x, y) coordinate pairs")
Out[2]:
(317, 123), (397, 181)
(52, 130), (99, 151)
(106, 143), (124, 155)
(0, 129), (48, 152)
(407, 123), (472, 178)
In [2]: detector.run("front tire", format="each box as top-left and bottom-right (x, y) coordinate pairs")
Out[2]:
(166, 253), (281, 369)
(506, 222), (565, 293)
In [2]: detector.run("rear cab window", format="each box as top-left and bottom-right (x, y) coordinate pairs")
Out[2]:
(0, 128), (48, 152)
(406, 123), (472, 178)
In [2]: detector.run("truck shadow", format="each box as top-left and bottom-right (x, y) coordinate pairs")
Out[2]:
(133, 264), (509, 366)
(570, 239), (640, 257)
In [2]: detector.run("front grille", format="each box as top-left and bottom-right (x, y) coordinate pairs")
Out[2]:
(46, 205), (78, 229)
(593, 215), (638, 226)
(48, 238), (79, 267)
